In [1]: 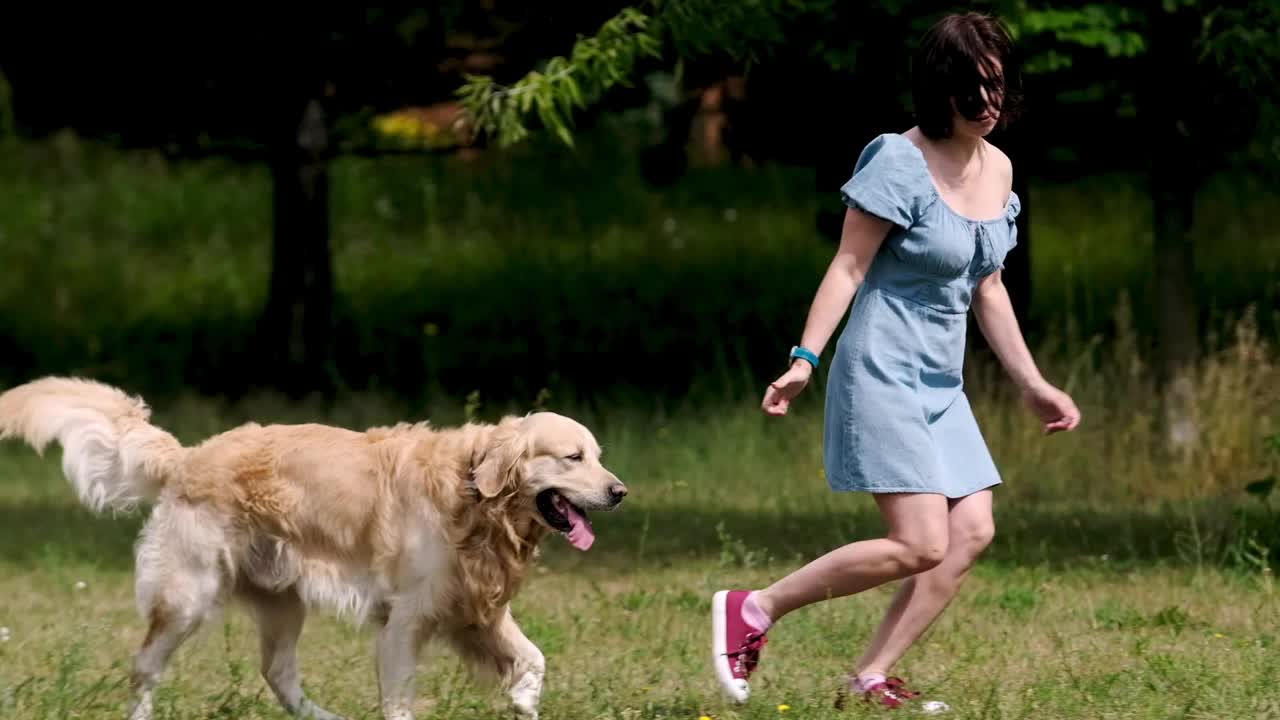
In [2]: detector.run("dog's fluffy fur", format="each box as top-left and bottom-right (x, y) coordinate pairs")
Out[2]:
(0, 376), (627, 720)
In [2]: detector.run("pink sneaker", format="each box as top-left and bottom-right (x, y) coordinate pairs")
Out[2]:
(711, 590), (769, 702)
(865, 677), (921, 709)
(834, 675), (922, 710)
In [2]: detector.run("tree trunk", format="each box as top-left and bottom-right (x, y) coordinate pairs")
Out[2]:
(1152, 173), (1198, 381)
(260, 96), (334, 397)
(1151, 155), (1200, 448)
(1143, 9), (1203, 448)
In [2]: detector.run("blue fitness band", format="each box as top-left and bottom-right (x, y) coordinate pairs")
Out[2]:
(790, 345), (820, 370)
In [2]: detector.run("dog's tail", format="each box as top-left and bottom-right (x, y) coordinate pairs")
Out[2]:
(0, 376), (185, 513)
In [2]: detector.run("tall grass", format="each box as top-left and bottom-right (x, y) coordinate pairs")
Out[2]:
(1, 123), (1277, 404)
(3, 292), (1272, 576)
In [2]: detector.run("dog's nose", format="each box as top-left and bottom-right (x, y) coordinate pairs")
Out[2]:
(609, 483), (628, 501)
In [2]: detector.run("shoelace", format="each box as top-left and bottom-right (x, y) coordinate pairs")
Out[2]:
(865, 677), (920, 707)
(726, 632), (768, 675)
(834, 675), (921, 710)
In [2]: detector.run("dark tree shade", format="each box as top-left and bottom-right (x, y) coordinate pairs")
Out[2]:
(0, 3), (633, 397)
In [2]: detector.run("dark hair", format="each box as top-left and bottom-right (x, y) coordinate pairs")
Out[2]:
(911, 12), (1021, 139)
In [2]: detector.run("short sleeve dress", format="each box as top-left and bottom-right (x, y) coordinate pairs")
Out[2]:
(822, 133), (1021, 498)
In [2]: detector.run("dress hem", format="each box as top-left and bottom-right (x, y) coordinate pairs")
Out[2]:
(825, 481), (1001, 500)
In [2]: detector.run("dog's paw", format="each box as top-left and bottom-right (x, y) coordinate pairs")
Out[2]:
(296, 698), (346, 720)
(128, 694), (155, 720)
(512, 692), (539, 720)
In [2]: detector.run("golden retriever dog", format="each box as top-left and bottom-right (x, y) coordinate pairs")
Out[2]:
(0, 376), (627, 720)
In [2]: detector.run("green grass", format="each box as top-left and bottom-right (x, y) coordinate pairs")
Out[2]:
(1, 320), (1278, 718)
(1, 546), (1277, 719)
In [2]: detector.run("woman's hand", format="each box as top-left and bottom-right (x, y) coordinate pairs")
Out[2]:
(1021, 380), (1081, 434)
(762, 208), (888, 418)
(762, 361), (813, 416)
(972, 270), (1082, 435)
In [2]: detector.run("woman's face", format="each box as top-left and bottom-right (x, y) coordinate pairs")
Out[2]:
(951, 58), (1003, 138)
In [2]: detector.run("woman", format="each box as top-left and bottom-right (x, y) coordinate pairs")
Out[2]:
(710, 12), (1080, 709)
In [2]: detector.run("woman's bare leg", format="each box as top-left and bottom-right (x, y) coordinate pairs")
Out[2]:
(753, 492), (952, 622)
(712, 492), (955, 703)
(852, 489), (995, 678)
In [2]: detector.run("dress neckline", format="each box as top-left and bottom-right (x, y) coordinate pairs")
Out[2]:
(887, 133), (1015, 225)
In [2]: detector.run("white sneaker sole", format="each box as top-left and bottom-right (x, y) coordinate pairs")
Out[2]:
(711, 590), (750, 703)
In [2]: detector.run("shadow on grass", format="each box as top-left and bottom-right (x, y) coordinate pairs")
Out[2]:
(2, 498), (1274, 574)
(538, 501), (1278, 572)
(0, 501), (144, 569)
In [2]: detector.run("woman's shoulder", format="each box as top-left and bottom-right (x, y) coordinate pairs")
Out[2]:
(983, 140), (1013, 182)
(983, 139), (1012, 165)
(980, 141), (1019, 220)
(857, 131), (925, 164)
(842, 131), (937, 227)
(851, 131), (932, 186)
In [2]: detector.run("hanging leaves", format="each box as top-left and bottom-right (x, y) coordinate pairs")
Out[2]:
(455, 8), (661, 148)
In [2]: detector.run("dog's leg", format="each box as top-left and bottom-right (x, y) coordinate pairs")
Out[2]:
(127, 605), (204, 720)
(501, 616), (546, 720)
(446, 608), (546, 720)
(375, 605), (432, 720)
(245, 588), (345, 720)
(129, 506), (225, 720)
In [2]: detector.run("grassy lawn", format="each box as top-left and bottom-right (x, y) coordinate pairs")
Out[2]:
(1, 365), (1277, 719)
(1, 542), (1276, 719)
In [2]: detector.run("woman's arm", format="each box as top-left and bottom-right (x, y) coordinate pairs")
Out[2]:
(762, 207), (890, 415)
(799, 209), (890, 357)
(972, 270), (1043, 390)
(973, 270), (1081, 433)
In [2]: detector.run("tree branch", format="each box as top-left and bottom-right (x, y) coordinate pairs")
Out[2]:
(454, 6), (662, 148)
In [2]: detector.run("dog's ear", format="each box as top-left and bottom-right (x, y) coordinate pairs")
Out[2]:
(472, 417), (527, 498)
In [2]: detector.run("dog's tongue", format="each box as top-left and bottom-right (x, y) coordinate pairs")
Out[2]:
(554, 495), (595, 551)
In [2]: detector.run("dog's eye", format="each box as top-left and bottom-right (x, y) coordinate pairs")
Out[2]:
(565, 453), (583, 462)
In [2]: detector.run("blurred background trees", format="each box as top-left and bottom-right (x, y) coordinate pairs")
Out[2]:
(0, 2), (1276, 440)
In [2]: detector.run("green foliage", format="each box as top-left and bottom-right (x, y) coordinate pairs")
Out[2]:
(1201, 6), (1280, 91)
(456, 8), (662, 148)
(1008, 5), (1146, 73)
(657, 0), (805, 60)
(456, 0), (833, 148)
(1006, 0), (1280, 172)
(456, 0), (1280, 168)
(1199, 3), (1280, 164)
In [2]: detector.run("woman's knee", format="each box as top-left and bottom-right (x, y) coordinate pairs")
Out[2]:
(877, 493), (953, 574)
(954, 518), (996, 560)
(892, 533), (949, 574)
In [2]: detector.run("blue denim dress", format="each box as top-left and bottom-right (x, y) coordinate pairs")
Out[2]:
(823, 133), (1020, 498)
